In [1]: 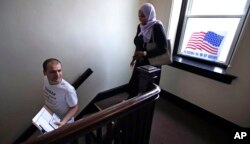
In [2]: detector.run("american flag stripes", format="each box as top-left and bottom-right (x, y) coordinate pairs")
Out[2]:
(186, 31), (224, 55)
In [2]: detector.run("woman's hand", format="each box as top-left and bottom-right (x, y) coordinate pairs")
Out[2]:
(130, 59), (136, 67)
(130, 51), (145, 67)
(134, 51), (145, 59)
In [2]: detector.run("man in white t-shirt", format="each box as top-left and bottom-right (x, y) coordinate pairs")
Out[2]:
(42, 58), (78, 127)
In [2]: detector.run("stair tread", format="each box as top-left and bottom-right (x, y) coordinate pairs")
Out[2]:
(94, 92), (129, 110)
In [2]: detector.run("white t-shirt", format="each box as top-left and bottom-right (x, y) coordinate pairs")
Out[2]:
(43, 76), (78, 123)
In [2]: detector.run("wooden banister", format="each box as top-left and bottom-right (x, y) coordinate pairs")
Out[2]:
(24, 84), (160, 144)
(72, 68), (93, 89)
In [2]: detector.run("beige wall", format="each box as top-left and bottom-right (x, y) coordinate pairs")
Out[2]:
(1, 0), (249, 143)
(150, 0), (172, 32)
(0, 0), (147, 143)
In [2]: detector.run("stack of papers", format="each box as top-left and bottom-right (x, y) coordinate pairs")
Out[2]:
(32, 107), (61, 133)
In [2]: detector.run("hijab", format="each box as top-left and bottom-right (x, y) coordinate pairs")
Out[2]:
(138, 3), (162, 42)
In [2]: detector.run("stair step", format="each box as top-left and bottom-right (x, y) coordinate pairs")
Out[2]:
(94, 92), (129, 110)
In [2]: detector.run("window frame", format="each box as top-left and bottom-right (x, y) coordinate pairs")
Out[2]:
(169, 0), (250, 84)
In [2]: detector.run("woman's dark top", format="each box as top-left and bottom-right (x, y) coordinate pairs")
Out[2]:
(127, 23), (167, 98)
(134, 23), (167, 67)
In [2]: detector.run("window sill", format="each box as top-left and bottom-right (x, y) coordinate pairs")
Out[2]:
(169, 56), (237, 84)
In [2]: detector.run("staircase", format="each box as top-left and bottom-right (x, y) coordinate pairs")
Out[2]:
(16, 65), (161, 144)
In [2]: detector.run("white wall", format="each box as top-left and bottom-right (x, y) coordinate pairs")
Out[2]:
(0, 0), (147, 143)
(153, 0), (250, 128)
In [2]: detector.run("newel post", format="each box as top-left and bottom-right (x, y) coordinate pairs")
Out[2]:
(137, 65), (161, 93)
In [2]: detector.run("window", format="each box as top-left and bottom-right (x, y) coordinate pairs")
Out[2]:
(168, 0), (250, 83)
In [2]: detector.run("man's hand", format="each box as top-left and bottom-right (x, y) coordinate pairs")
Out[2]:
(56, 105), (79, 127)
(55, 121), (67, 127)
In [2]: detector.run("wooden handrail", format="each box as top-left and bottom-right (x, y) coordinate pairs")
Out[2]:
(72, 68), (93, 89)
(24, 84), (161, 144)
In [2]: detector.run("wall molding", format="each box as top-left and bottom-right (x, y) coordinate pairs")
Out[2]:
(160, 89), (249, 132)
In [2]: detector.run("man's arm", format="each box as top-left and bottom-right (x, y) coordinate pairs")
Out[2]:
(44, 104), (53, 114)
(56, 104), (79, 127)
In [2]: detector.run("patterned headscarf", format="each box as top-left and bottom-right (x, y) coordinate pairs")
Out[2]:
(138, 3), (162, 42)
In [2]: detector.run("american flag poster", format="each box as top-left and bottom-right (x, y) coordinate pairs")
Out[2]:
(184, 31), (224, 61)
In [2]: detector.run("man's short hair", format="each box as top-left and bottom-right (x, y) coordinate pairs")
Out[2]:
(43, 58), (61, 72)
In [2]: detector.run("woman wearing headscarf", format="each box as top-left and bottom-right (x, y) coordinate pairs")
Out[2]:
(127, 3), (168, 99)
